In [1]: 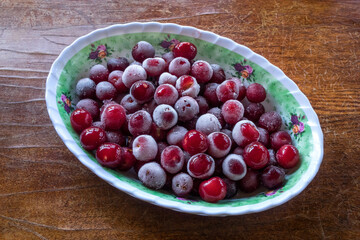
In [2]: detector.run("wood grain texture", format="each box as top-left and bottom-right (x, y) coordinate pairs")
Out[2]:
(0, 0), (359, 239)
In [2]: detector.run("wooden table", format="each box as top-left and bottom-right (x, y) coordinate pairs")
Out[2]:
(0, 0), (359, 239)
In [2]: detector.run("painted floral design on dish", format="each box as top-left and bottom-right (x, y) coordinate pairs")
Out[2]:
(264, 187), (284, 197)
(234, 59), (255, 82)
(160, 35), (180, 51)
(288, 114), (306, 140)
(88, 44), (113, 63)
(58, 92), (74, 114)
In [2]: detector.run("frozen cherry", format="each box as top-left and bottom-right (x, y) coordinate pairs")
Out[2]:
(187, 153), (215, 179)
(132, 41), (155, 62)
(270, 131), (292, 150)
(154, 84), (178, 105)
(172, 42), (197, 60)
(107, 57), (129, 72)
(130, 80), (155, 104)
(108, 70), (128, 93)
(167, 125), (187, 146)
(161, 145), (184, 174)
(223, 178), (237, 199)
(89, 64), (109, 84)
(174, 96), (199, 121)
(168, 57), (191, 77)
(243, 141), (270, 169)
(96, 81), (117, 101)
(261, 165), (285, 189)
(142, 57), (166, 76)
(216, 79), (239, 103)
(122, 65), (147, 88)
(246, 83), (266, 103)
(76, 78), (96, 99)
(207, 132), (232, 158)
(222, 154), (247, 181)
(196, 113), (221, 135)
(70, 109), (93, 133)
(232, 120), (260, 147)
(80, 126), (106, 151)
(100, 103), (126, 131)
(128, 110), (152, 136)
(152, 104), (178, 130)
(172, 172), (193, 197)
(210, 64), (226, 84)
(96, 143), (122, 168)
(276, 144), (300, 169)
(238, 168), (260, 193)
(244, 103), (265, 122)
(158, 72), (177, 86)
(221, 100), (245, 125)
(76, 99), (100, 120)
(199, 177), (227, 203)
(118, 147), (136, 171)
(207, 107), (225, 127)
(120, 94), (142, 113)
(191, 60), (213, 83)
(175, 75), (200, 98)
(132, 135), (158, 161)
(182, 130), (208, 155)
(258, 127), (270, 147)
(203, 83), (221, 107)
(258, 111), (282, 133)
(138, 162), (166, 189)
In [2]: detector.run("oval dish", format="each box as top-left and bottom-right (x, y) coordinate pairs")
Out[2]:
(46, 22), (323, 216)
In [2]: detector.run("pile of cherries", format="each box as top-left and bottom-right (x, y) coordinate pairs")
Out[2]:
(70, 40), (300, 203)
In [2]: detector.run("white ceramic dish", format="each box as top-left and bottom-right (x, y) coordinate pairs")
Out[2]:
(46, 22), (323, 216)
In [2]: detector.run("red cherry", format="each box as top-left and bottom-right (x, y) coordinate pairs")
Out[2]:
(246, 83), (266, 103)
(276, 144), (300, 169)
(80, 126), (106, 151)
(199, 177), (227, 203)
(243, 141), (270, 169)
(70, 109), (93, 133)
(261, 165), (285, 189)
(187, 153), (215, 179)
(172, 42), (197, 60)
(101, 104), (126, 131)
(182, 130), (208, 155)
(96, 143), (122, 168)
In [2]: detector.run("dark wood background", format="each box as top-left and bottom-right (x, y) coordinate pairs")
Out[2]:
(0, 0), (359, 239)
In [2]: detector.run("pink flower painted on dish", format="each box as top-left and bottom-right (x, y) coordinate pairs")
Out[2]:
(58, 92), (74, 114)
(96, 45), (106, 51)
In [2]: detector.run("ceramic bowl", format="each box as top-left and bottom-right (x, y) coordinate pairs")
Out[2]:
(45, 22), (323, 216)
